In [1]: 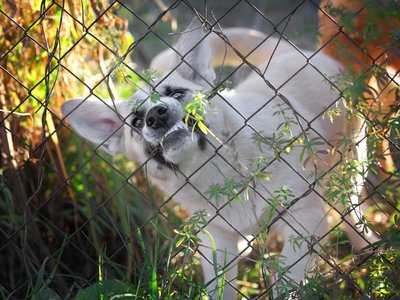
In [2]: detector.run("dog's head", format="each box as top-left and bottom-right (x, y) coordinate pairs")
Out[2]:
(61, 20), (217, 180)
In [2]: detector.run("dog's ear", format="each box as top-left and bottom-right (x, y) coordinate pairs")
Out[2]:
(174, 18), (216, 87)
(61, 98), (125, 155)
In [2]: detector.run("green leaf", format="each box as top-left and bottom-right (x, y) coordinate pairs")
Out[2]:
(98, 254), (104, 300)
(74, 280), (135, 300)
(391, 213), (398, 225)
(255, 172), (271, 181)
(175, 235), (186, 248)
(33, 257), (49, 294)
(197, 121), (209, 134)
(202, 229), (220, 286)
(150, 93), (160, 103)
(218, 252), (228, 300)
(150, 260), (158, 299)
(326, 190), (341, 202)
(32, 287), (62, 300)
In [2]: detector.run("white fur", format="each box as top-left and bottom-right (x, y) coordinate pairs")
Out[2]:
(62, 20), (377, 299)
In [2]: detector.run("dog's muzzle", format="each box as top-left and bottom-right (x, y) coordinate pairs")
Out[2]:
(142, 103), (207, 167)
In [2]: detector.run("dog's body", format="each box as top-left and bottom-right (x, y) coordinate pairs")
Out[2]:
(62, 21), (375, 299)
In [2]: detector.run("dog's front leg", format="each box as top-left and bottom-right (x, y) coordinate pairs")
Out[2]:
(197, 225), (239, 300)
(269, 203), (328, 298)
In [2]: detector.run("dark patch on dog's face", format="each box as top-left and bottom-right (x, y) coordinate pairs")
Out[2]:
(162, 85), (189, 100)
(144, 142), (177, 170)
(197, 134), (207, 151)
(130, 108), (145, 136)
(221, 130), (230, 139)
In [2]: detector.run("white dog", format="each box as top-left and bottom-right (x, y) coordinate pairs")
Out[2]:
(62, 19), (376, 299)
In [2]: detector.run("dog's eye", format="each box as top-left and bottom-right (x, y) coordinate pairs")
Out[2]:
(170, 90), (185, 99)
(132, 117), (144, 128)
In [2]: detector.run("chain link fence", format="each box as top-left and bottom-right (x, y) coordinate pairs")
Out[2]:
(1, 0), (399, 299)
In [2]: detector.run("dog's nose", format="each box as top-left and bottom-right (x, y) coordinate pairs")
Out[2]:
(146, 105), (169, 129)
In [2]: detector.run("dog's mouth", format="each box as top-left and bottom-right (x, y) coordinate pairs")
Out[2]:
(159, 122), (189, 149)
(145, 119), (206, 168)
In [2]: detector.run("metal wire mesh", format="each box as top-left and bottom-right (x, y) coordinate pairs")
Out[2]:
(1, 0), (399, 299)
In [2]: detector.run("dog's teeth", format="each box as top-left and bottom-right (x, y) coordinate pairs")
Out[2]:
(161, 122), (187, 143)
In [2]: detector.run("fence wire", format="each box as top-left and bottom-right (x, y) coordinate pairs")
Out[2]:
(1, 0), (399, 299)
